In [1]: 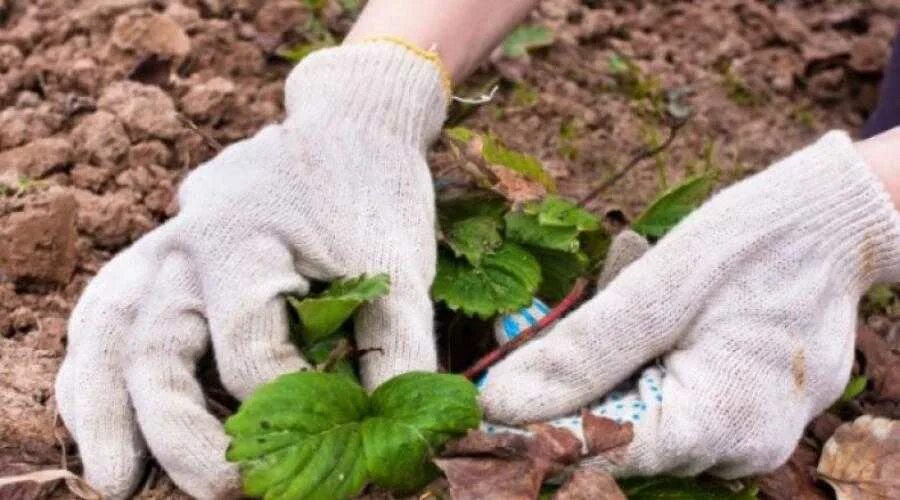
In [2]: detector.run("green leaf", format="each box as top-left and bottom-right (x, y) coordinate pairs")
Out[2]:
(226, 372), (480, 499)
(225, 372), (369, 499)
(437, 190), (508, 228)
(619, 476), (758, 499)
(505, 212), (580, 252)
(365, 373), (481, 490)
(445, 215), (504, 266)
(523, 195), (599, 231)
(445, 126), (476, 144)
(528, 247), (589, 302)
(433, 243), (541, 319)
(304, 334), (356, 378)
(632, 174), (715, 239)
(866, 284), (895, 310)
(288, 274), (390, 343)
(482, 134), (556, 192)
(277, 40), (334, 63)
(840, 375), (868, 403)
(502, 24), (555, 58)
(580, 228), (612, 270)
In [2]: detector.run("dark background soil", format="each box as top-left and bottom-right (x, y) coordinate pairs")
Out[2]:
(1, 0), (898, 498)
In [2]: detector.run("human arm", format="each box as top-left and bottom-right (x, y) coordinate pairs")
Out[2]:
(479, 129), (900, 477)
(56, 2), (542, 498)
(346, 0), (539, 84)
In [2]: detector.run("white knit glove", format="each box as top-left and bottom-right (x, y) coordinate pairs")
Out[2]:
(55, 42), (447, 499)
(479, 131), (900, 478)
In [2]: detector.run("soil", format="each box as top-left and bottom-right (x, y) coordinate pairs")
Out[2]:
(0, 0), (898, 498)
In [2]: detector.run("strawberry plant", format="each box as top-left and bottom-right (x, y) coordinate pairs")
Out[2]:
(226, 124), (715, 499)
(226, 274), (481, 499)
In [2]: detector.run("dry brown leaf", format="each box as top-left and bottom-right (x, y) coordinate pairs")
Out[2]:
(553, 468), (626, 500)
(581, 410), (634, 456)
(525, 423), (583, 475)
(492, 167), (546, 205)
(817, 415), (899, 499)
(857, 326), (900, 402)
(436, 426), (584, 500)
(442, 429), (530, 458)
(433, 457), (544, 500)
(757, 443), (829, 500)
(0, 468), (101, 499)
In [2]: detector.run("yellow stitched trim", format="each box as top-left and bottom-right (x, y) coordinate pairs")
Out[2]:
(358, 36), (452, 94)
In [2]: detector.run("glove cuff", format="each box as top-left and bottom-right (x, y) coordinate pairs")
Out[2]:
(283, 41), (449, 148)
(772, 130), (900, 287)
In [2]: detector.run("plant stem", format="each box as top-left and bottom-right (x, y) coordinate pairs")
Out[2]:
(463, 278), (588, 380)
(578, 120), (684, 208)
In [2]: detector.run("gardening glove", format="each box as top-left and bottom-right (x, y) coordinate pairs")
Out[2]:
(479, 131), (900, 478)
(55, 41), (448, 499)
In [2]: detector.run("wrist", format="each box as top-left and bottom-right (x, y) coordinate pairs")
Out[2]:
(344, 0), (538, 84)
(856, 127), (900, 212)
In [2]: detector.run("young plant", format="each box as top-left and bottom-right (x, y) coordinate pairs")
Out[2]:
(225, 371), (480, 499)
(226, 273), (482, 499)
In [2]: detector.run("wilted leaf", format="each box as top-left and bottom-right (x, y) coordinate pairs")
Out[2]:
(757, 443), (829, 500)
(580, 410), (634, 457)
(226, 372), (480, 499)
(632, 174), (715, 239)
(619, 476), (759, 499)
(436, 426), (582, 500)
(502, 25), (555, 58)
(817, 415), (900, 499)
(434, 457), (544, 500)
(856, 326), (900, 401)
(553, 469), (625, 500)
(288, 274), (390, 343)
(494, 167), (548, 204)
(433, 243), (541, 319)
(442, 429), (530, 458)
(483, 134), (556, 192)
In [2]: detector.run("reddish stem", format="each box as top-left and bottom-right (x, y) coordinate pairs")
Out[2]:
(463, 278), (589, 380)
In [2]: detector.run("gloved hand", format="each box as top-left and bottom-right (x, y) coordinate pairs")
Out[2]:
(55, 41), (448, 499)
(479, 131), (900, 478)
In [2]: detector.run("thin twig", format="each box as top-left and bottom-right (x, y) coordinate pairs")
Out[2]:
(177, 114), (223, 152)
(317, 338), (352, 373)
(463, 278), (589, 380)
(578, 120), (685, 207)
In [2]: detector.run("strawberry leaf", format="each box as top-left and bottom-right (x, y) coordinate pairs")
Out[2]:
(445, 215), (504, 266)
(433, 243), (541, 319)
(523, 195), (599, 231)
(505, 212), (580, 252)
(226, 372), (480, 499)
(529, 247), (589, 302)
(632, 174), (715, 239)
(288, 274), (390, 343)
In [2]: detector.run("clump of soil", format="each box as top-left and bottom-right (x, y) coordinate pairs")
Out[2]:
(0, 0), (897, 498)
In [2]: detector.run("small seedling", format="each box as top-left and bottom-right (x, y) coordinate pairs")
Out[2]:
(228, 273), (480, 499)
(502, 24), (555, 58)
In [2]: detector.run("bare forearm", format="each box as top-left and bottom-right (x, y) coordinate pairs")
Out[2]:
(857, 127), (900, 211)
(345, 0), (539, 84)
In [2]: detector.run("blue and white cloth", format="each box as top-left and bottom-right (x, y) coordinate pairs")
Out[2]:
(481, 298), (666, 439)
